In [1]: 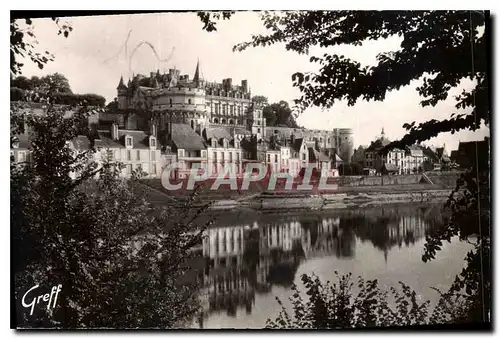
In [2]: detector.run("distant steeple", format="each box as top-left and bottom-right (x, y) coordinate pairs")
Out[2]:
(193, 58), (201, 84)
(117, 75), (127, 90)
(381, 127), (385, 139)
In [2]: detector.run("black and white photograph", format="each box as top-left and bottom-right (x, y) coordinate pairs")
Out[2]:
(8, 8), (492, 331)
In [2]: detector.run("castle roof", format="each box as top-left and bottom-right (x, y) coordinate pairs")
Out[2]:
(193, 59), (202, 84)
(117, 76), (127, 90)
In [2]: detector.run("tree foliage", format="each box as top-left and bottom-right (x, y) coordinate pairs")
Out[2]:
(263, 100), (299, 128)
(422, 167), (491, 323)
(266, 272), (477, 329)
(11, 17), (72, 75)
(197, 11), (234, 32)
(11, 104), (209, 328)
(231, 11), (489, 150)
(252, 95), (269, 106)
(11, 74), (106, 107)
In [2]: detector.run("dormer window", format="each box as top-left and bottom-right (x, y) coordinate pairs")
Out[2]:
(150, 136), (157, 148)
(11, 137), (19, 149)
(126, 136), (133, 148)
(212, 139), (217, 148)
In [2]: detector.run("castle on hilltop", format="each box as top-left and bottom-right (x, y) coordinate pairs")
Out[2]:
(12, 61), (354, 180)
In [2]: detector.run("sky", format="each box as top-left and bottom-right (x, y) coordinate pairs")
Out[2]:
(16, 11), (490, 151)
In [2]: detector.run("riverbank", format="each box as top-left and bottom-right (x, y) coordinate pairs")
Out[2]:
(208, 188), (451, 211)
(141, 180), (453, 212)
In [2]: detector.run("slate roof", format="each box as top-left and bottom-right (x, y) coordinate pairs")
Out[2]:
(93, 130), (160, 150)
(366, 137), (391, 152)
(407, 145), (423, 157)
(291, 138), (304, 153)
(171, 123), (206, 151)
(384, 163), (399, 172)
(232, 127), (252, 135)
(422, 147), (439, 161)
(308, 147), (330, 162)
(204, 127), (232, 142)
(435, 147), (450, 162)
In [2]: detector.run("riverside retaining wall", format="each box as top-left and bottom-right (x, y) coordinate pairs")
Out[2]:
(328, 174), (423, 187)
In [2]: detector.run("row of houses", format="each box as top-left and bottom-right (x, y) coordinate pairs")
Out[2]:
(352, 128), (455, 175)
(10, 107), (347, 180)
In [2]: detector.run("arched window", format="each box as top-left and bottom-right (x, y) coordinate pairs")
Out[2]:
(229, 119), (234, 125)
(222, 118), (226, 124)
(188, 98), (192, 105)
(214, 118), (219, 124)
(191, 120), (194, 129)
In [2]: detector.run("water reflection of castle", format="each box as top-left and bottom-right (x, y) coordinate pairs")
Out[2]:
(195, 206), (437, 325)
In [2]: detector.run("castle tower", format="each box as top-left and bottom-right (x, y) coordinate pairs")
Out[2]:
(333, 128), (354, 164)
(117, 75), (128, 110)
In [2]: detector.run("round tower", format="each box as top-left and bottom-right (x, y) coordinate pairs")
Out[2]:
(334, 128), (354, 164)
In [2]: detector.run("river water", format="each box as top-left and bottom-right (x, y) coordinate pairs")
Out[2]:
(187, 202), (472, 329)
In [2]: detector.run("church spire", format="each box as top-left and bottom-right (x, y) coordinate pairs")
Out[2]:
(381, 127), (385, 138)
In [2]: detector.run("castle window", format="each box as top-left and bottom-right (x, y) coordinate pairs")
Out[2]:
(222, 105), (226, 115)
(127, 150), (131, 161)
(188, 98), (192, 105)
(126, 164), (132, 175)
(212, 139), (217, 148)
(150, 137), (156, 148)
(169, 98), (172, 107)
(257, 128), (261, 133)
(136, 150), (140, 160)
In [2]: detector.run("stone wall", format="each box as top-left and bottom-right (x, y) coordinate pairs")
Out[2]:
(330, 174), (423, 187)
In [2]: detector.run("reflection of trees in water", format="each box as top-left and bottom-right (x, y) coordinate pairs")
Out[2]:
(350, 205), (437, 257)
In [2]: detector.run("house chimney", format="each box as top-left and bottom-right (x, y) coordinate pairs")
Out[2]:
(111, 122), (119, 141)
(150, 121), (157, 137)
